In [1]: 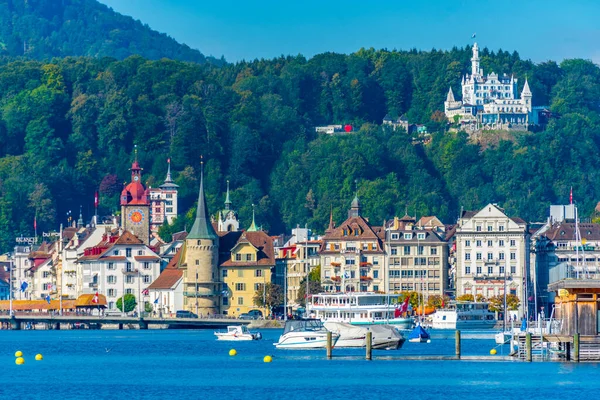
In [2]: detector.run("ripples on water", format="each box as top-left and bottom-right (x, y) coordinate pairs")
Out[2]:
(1, 329), (599, 399)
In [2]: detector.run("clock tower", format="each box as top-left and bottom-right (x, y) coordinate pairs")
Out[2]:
(120, 159), (151, 244)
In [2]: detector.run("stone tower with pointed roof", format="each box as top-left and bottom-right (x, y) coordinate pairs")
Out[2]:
(217, 180), (239, 232)
(149, 158), (179, 234)
(121, 149), (151, 245)
(181, 162), (220, 315)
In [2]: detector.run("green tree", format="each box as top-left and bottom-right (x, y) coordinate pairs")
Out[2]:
(488, 294), (520, 312)
(116, 294), (137, 313)
(456, 294), (474, 302)
(252, 283), (284, 314)
(296, 280), (324, 307)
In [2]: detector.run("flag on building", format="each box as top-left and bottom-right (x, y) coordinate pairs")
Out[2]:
(45, 295), (51, 304)
(142, 289), (149, 296)
(92, 292), (99, 303)
(20, 281), (28, 292)
(153, 297), (159, 304)
(94, 191), (99, 208)
(570, 187), (573, 204)
(471, 33), (476, 38)
(34, 216), (37, 231)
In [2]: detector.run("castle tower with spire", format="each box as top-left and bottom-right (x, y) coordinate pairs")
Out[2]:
(150, 158), (179, 234)
(120, 147), (151, 244)
(217, 180), (239, 232)
(181, 160), (220, 315)
(443, 42), (534, 130)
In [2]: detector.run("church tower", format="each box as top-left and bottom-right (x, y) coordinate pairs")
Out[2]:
(120, 151), (150, 245)
(158, 158), (179, 224)
(521, 78), (532, 112)
(183, 161), (220, 315)
(217, 180), (239, 232)
(471, 42), (480, 77)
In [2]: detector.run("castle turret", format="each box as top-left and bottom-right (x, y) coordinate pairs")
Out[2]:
(183, 161), (220, 315)
(521, 78), (532, 112)
(471, 42), (480, 77)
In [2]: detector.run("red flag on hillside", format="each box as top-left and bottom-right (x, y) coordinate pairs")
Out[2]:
(33, 216), (37, 231)
(94, 191), (99, 208)
(92, 292), (99, 303)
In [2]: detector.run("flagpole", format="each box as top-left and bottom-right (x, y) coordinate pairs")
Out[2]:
(59, 223), (63, 316)
(9, 256), (13, 316)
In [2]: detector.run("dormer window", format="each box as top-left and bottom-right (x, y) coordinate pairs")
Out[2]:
(404, 233), (412, 240)
(417, 233), (426, 240)
(391, 233), (399, 240)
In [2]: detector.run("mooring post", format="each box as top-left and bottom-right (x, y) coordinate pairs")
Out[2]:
(525, 333), (532, 362)
(455, 330), (461, 359)
(326, 331), (332, 359)
(366, 331), (372, 360)
(573, 333), (580, 363)
(566, 341), (571, 361)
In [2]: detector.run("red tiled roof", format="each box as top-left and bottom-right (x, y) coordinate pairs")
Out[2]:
(320, 215), (384, 251)
(114, 231), (144, 245)
(148, 246), (183, 289)
(218, 231), (275, 267)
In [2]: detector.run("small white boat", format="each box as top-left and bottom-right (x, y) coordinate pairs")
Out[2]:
(323, 321), (405, 350)
(214, 325), (262, 341)
(275, 319), (339, 349)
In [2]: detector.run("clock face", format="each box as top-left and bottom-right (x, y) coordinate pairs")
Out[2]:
(133, 175), (139, 182)
(128, 209), (144, 225)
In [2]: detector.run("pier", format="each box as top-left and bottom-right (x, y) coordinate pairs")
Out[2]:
(0, 313), (250, 330)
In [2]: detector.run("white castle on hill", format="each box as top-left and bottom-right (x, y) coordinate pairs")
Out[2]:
(444, 42), (533, 131)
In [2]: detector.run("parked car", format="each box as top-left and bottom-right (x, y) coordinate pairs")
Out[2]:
(238, 313), (253, 320)
(248, 309), (263, 319)
(176, 310), (198, 319)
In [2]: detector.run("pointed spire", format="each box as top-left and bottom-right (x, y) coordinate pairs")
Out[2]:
(247, 204), (258, 232)
(165, 158), (173, 183)
(188, 156), (218, 240)
(521, 78), (532, 96)
(446, 87), (455, 102)
(77, 205), (83, 228)
(326, 205), (335, 232)
(134, 144), (138, 162)
(224, 180), (232, 210)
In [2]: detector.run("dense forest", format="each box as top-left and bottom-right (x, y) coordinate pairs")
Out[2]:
(0, 41), (599, 251)
(0, 0), (221, 64)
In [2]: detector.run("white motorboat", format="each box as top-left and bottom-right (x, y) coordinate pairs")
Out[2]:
(275, 319), (339, 349)
(323, 321), (405, 350)
(495, 331), (512, 345)
(307, 292), (414, 330)
(214, 325), (262, 341)
(431, 302), (497, 330)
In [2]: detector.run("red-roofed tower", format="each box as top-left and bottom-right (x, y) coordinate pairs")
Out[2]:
(120, 150), (150, 245)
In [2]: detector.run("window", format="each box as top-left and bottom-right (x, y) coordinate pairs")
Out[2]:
(417, 233), (426, 240)
(465, 240), (471, 247)
(487, 253), (493, 261)
(510, 252), (516, 260)
(114, 250), (119, 256)
(499, 240), (505, 247)
(43, 271), (50, 278)
(237, 270), (243, 278)
(430, 248), (437, 255)
(476, 266), (482, 274)
(391, 248), (397, 255)
(499, 266), (505, 274)
(476, 226), (482, 232)
(107, 275), (116, 284)
(499, 253), (505, 260)
(109, 301), (115, 309)
(143, 275), (151, 283)
(126, 289), (133, 294)
(166, 193), (173, 199)
(465, 266), (471, 274)
(235, 283), (246, 291)
(144, 262), (151, 270)
(108, 289), (116, 297)
(197, 240), (201, 246)
(126, 276), (134, 284)
(108, 263), (115, 270)
(254, 283), (263, 291)
(499, 225), (505, 232)
(346, 259), (355, 265)
(166, 207), (173, 213)
(245, 254), (252, 261)
(487, 225), (493, 232)
(222, 269), (228, 278)
(476, 253), (482, 260)
(237, 297), (243, 305)
(417, 246), (424, 255)
(373, 285), (379, 292)
(403, 246), (411, 255)
(222, 297), (228, 305)
(487, 240), (492, 247)
(373, 270), (379, 279)
(126, 262), (133, 272)
(465, 253), (471, 261)
(404, 233), (412, 240)
(511, 266), (516, 274)
(235, 254), (242, 261)
(488, 266), (493, 274)
(476, 240), (482, 247)
(391, 233), (399, 240)
(255, 270), (263, 277)
(126, 248), (132, 257)
(195, 259), (200, 266)
(138, 250), (144, 256)
(510, 240), (516, 247)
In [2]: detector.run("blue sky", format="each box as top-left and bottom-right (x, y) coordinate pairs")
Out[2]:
(99, 0), (600, 64)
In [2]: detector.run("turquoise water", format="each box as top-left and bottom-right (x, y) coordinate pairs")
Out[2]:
(1, 329), (599, 399)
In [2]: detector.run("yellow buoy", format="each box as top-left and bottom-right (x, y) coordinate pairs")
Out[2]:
(229, 349), (237, 356)
(35, 354), (43, 361)
(263, 355), (273, 363)
(490, 348), (497, 355)
(14, 351), (22, 357)
(15, 357), (24, 365)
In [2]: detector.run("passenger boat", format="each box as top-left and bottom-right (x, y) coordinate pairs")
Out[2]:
(214, 325), (262, 341)
(307, 292), (414, 330)
(323, 321), (405, 350)
(430, 302), (497, 330)
(274, 319), (339, 349)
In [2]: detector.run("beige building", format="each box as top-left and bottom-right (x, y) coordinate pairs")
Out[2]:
(385, 215), (449, 297)
(454, 203), (530, 316)
(320, 196), (385, 293)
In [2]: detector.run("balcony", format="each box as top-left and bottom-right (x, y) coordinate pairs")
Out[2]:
(360, 276), (372, 282)
(473, 274), (513, 282)
(360, 262), (372, 267)
(122, 268), (139, 275)
(183, 291), (220, 297)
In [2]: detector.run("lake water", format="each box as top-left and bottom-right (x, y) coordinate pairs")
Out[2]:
(1, 328), (599, 400)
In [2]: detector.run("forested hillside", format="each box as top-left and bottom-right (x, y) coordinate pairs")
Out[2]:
(0, 0), (220, 64)
(0, 44), (599, 251)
